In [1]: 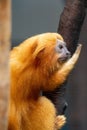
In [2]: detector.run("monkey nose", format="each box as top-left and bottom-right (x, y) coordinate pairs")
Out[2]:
(66, 51), (71, 58)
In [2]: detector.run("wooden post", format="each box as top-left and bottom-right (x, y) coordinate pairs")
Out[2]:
(0, 0), (11, 129)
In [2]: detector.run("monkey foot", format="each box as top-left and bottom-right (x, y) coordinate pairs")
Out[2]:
(55, 115), (66, 130)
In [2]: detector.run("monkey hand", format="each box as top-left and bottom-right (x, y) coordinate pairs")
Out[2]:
(59, 44), (82, 75)
(68, 44), (82, 66)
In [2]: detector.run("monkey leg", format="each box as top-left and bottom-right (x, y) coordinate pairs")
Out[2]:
(29, 96), (56, 130)
(29, 96), (65, 130)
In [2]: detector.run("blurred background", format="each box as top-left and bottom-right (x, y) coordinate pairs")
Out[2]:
(12, 0), (87, 130)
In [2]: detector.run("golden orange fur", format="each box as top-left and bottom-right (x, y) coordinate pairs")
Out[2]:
(8, 33), (82, 130)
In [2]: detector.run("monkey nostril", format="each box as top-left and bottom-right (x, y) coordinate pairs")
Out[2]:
(66, 51), (71, 57)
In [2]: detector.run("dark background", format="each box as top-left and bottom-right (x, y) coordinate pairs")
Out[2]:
(12, 0), (87, 130)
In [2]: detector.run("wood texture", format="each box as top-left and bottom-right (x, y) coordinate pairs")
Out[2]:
(58, 0), (86, 54)
(0, 0), (11, 129)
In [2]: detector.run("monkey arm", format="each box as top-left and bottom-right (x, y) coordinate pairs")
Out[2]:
(51, 44), (82, 87)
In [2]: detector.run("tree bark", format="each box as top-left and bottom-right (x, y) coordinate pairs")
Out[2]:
(43, 0), (86, 115)
(58, 0), (86, 54)
(0, 0), (11, 129)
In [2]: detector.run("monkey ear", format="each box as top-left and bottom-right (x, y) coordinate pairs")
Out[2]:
(32, 47), (45, 67)
(33, 46), (45, 59)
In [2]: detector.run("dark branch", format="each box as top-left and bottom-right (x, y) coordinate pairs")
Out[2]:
(43, 0), (87, 115)
(58, 0), (86, 54)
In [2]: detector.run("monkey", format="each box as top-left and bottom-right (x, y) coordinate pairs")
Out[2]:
(8, 33), (82, 130)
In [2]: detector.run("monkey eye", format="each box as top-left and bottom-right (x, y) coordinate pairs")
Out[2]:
(58, 44), (63, 49)
(55, 40), (65, 53)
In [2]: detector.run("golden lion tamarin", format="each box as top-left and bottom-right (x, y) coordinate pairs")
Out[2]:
(8, 33), (82, 130)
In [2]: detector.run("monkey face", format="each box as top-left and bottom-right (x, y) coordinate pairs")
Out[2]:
(32, 33), (71, 74)
(55, 40), (71, 63)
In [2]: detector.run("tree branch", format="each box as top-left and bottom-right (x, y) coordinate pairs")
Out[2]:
(43, 0), (87, 115)
(58, 0), (86, 54)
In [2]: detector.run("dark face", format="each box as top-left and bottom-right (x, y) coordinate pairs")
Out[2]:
(55, 40), (71, 63)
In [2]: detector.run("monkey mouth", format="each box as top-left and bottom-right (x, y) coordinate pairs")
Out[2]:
(58, 53), (71, 63)
(58, 56), (70, 63)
